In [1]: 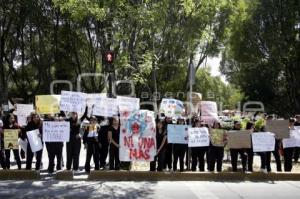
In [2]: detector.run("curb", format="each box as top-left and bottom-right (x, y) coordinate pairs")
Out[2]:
(0, 170), (40, 180)
(55, 170), (74, 181)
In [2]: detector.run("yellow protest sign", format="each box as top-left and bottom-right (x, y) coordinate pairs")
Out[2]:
(35, 95), (61, 114)
(4, 129), (19, 150)
(210, 129), (225, 147)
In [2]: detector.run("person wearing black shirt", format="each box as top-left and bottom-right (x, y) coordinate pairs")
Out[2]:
(245, 122), (254, 172)
(108, 117), (120, 170)
(293, 115), (300, 162)
(164, 117), (173, 171)
(150, 120), (167, 171)
(283, 118), (296, 172)
(172, 117), (187, 172)
(99, 123), (110, 169)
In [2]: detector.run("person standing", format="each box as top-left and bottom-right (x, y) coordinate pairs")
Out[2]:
(150, 120), (167, 172)
(283, 118), (296, 172)
(164, 117), (173, 171)
(293, 115), (300, 162)
(108, 117), (120, 170)
(172, 117), (187, 172)
(245, 122), (254, 172)
(99, 118), (110, 169)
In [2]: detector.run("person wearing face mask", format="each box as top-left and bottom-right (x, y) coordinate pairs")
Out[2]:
(3, 114), (22, 169)
(108, 116), (120, 170)
(172, 117), (187, 172)
(83, 116), (101, 173)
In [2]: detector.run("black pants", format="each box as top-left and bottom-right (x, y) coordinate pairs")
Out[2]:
(173, 144), (186, 172)
(109, 145), (120, 170)
(46, 143), (63, 173)
(164, 143), (173, 170)
(294, 147), (300, 162)
(209, 146), (224, 172)
(26, 143), (43, 170)
(191, 147), (208, 171)
(283, 147), (294, 172)
(5, 149), (21, 169)
(0, 149), (6, 169)
(66, 139), (81, 170)
(230, 149), (247, 172)
(245, 148), (253, 172)
(85, 139), (100, 172)
(100, 143), (109, 168)
(150, 149), (166, 171)
(258, 152), (266, 169)
(266, 151), (282, 172)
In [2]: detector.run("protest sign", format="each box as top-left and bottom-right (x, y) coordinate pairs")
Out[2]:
(35, 95), (61, 114)
(16, 104), (34, 126)
(188, 127), (210, 147)
(86, 93), (107, 116)
(227, 130), (251, 149)
(92, 97), (118, 117)
(159, 98), (184, 118)
(26, 130), (43, 152)
(282, 129), (300, 148)
(167, 124), (190, 144)
(119, 110), (156, 162)
(252, 132), (275, 152)
(18, 138), (28, 153)
(43, 121), (70, 142)
(4, 129), (19, 149)
(200, 101), (218, 125)
(60, 91), (87, 113)
(266, 120), (289, 139)
(210, 129), (226, 147)
(117, 96), (140, 111)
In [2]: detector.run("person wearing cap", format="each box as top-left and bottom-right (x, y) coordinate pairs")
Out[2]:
(230, 121), (247, 172)
(164, 117), (173, 171)
(83, 116), (101, 173)
(293, 115), (300, 162)
(172, 117), (187, 172)
(108, 116), (120, 170)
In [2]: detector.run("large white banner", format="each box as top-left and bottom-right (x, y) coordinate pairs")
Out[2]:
(60, 91), (87, 113)
(282, 128), (300, 148)
(117, 96), (140, 111)
(167, 124), (190, 144)
(200, 101), (218, 125)
(188, 127), (210, 147)
(43, 121), (70, 142)
(26, 129), (43, 152)
(16, 104), (34, 126)
(92, 97), (118, 117)
(119, 110), (156, 162)
(159, 98), (184, 118)
(252, 132), (275, 152)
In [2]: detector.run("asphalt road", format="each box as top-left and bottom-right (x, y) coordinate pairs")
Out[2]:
(0, 181), (300, 199)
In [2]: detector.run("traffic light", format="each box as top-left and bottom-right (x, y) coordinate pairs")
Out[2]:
(102, 51), (114, 72)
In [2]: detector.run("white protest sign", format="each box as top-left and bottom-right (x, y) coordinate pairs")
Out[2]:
(26, 129), (43, 152)
(159, 98), (184, 118)
(60, 91), (87, 113)
(117, 96), (140, 111)
(252, 132), (275, 152)
(86, 93), (107, 116)
(18, 138), (28, 153)
(93, 97), (118, 117)
(167, 124), (190, 144)
(282, 129), (300, 148)
(16, 104), (34, 126)
(188, 127), (210, 147)
(200, 101), (218, 125)
(43, 121), (70, 142)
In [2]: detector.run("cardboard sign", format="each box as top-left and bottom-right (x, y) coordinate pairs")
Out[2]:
(43, 121), (70, 142)
(252, 132), (275, 152)
(200, 101), (218, 125)
(117, 96), (140, 112)
(16, 104), (34, 126)
(4, 129), (19, 149)
(159, 98), (184, 118)
(167, 124), (190, 144)
(35, 95), (61, 114)
(227, 130), (251, 149)
(210, 129), (226, 147)
(60, 91), (87, 113)
(26, 129), (43, 152)
(282, 129), (300, 148)
(266, 120), (289, 139)
(93, 97), (118, 117)
(119, 110), (156, 162)
(188, 127), (210, 147)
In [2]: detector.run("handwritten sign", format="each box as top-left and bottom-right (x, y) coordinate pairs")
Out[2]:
(117, 96), (140, 112)
(200, 101), (218, 125)
(282, 129), (300, 148)
(266, 120), (289, 139)
(252, 132), (275, 152)
(167, 124), (190, 144)
(35, 95), (61, 114)
(4, 129), (19, 149)
(16, 104), (34, 126)
(26, 129), (43, 152)
(86, 93), (107, 116)
(188, 127), (210, 147)
(93, 97), (118, 117)
(60, 91), (87, 113)
(227, 130), (251, 149)
(210, 129), (226, 147)
(119, 110), (156, 162)
(43, 121), (70, 142)
(159, 98), (184, 118)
